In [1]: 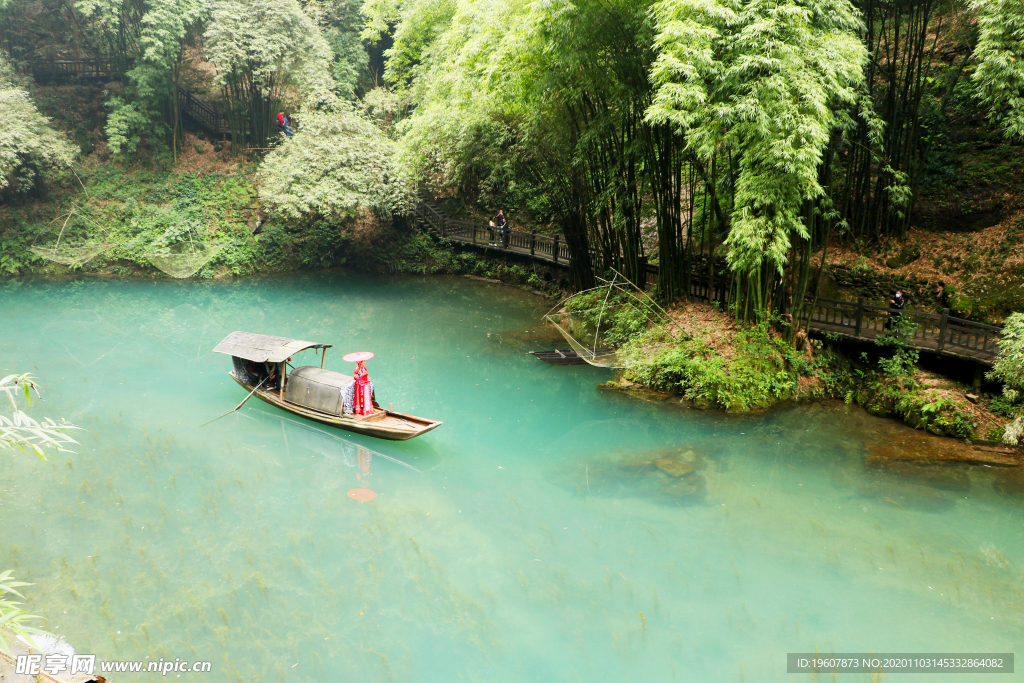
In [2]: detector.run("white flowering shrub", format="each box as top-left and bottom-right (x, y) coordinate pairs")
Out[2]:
(257, 105), (413, 220)
(0, 52), (75, 195)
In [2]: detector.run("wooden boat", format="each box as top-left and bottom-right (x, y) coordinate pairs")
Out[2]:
(213, 332), (442, 441)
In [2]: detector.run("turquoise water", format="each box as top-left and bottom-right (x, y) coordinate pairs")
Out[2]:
(1, 271), (1022, 682)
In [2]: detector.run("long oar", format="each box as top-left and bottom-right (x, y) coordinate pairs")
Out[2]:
(200, 375), (271, 427)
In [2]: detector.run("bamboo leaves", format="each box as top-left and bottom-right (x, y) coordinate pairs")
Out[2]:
(972, 0), (1024, 139)
(648, 0), (866, 283)
(0, 374), (80, 460)
(0, 570), (49, 657)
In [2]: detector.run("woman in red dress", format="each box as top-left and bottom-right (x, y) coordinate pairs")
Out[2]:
(353, 359), (373, 415)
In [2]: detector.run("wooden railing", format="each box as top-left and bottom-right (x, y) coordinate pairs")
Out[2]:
(415, 201), (1004, 364)
(175, 87), (229, 135)
(805, 297), (1002, 362)
(29, 58), (121, 80)
(417, 200), (732, 304)
(416, 201), (572, 262)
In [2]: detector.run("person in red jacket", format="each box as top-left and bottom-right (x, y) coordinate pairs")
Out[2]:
(276, 111), (293, 136)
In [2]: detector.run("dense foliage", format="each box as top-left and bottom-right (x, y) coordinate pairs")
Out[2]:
(360, 0), (1016, 326)
(648, 0), (866, 314)
(0, 52), (75, 196)
(987, 313), (1024, 444)
(257, 105), (412, 219)
(205, 0), (335, 148)
(0, 0), (377, 158)
(973, 0), (1024, 139)
(0, 0), (1021, 336)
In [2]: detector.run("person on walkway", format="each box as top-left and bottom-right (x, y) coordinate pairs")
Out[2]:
(492, 209), (509, 248)
(885, 288), (907, 332)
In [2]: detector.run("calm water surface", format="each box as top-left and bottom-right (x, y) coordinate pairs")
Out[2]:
(1, 272), (1022, 682)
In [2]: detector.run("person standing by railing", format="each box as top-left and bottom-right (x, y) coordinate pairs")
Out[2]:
(491, 209), (509, 248)
(885, 289), (907, 332)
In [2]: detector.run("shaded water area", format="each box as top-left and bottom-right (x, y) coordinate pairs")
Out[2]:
(1, 272), (1022, 682)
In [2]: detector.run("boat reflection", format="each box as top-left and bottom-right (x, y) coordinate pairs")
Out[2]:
(235, 404), (441, 474)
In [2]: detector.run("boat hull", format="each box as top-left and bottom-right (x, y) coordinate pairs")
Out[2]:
(230, 374), (441, 441)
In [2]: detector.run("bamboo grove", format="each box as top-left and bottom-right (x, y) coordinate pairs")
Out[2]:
(380, 0), (1024, 333)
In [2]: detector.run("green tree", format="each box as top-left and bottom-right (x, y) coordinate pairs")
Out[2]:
(972, 0), (1024, 139)
(129, 0), (208, 158)
(74, 0), (148, 75)
(256, 104), (413, 219)
(361, 0), (457, 89)
(987, 313), (1024, 445)
(389, 0), (662, 290)
(0, 52), (76, 197)
(307, 0), (372, 97)
(205, 0), (336, 150)
(647, 0), (866, 318)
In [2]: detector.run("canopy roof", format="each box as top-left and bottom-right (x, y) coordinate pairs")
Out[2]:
(213, 331), (331, 363)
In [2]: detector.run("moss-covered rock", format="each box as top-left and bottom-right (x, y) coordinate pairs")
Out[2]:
(944, 286), (975, 317)
(885, 246), (921, 269)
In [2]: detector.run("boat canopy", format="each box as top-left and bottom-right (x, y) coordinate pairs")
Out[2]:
(213, 331), (331, 363)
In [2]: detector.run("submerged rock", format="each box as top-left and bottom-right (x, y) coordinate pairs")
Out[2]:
(617, 453), (656, 471)
(865, 428), (1022, 467)
(857, 479), (958, 513)
(992, 468), (1024, 498)
(561, 445), (708, 505)
(865, 459), (971, 493)
(654, 458), (695, 477)
(659, 473), (706, 499)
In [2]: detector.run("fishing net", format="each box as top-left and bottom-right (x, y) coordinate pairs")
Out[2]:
(543, 271), (686, 369)
(139, 304), (226, 360)
(29, 240), (113, 266)
(30, 203), (116, 267)
(148, 242), (223, 278)
(41, 308), (131, 366)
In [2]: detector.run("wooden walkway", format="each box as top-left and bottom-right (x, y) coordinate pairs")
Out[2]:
(414, 201), (1003, 364)
(413, 201), (732, 301)
(28, 58), (229, 136)
(805, 297), (1002, 364)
